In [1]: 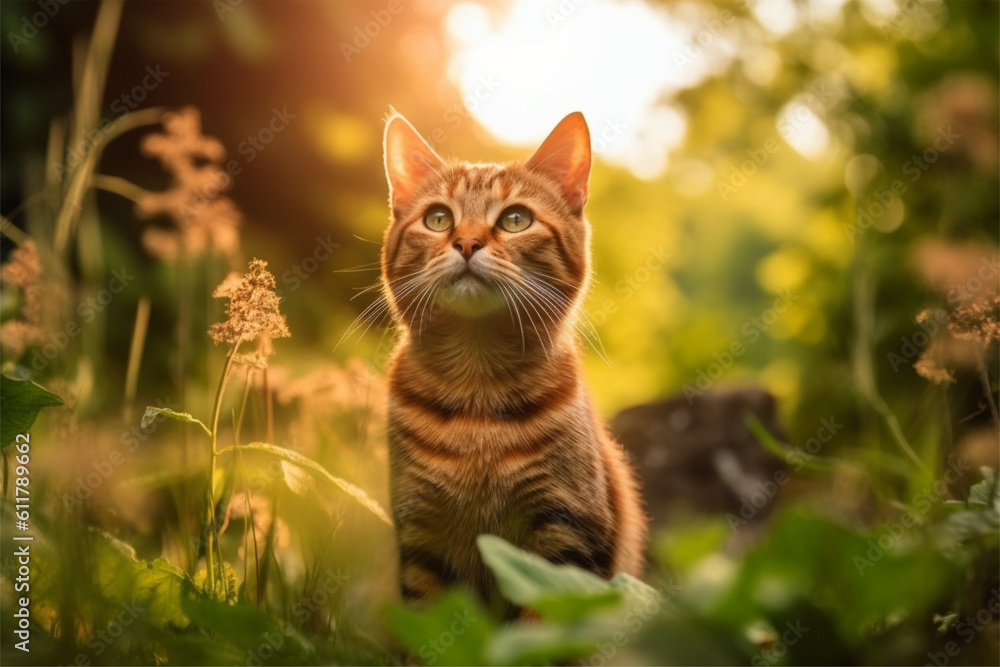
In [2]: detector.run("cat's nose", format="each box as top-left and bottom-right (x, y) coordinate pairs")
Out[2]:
(453, 238), (483, 260)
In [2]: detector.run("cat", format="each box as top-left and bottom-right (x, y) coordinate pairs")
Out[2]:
(380, 110), (647, 611)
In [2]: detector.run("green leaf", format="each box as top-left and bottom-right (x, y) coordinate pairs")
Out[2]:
(945, 509), (1000, 541)
(386, 590), (493, 666)
(745, 413), (840, 472)
(141, 405), (210, 437)
(217, 442), (393, 525)
(654, 520), (730, 574)
(0, 375), (63, 448)
(194, 562), (239, 604)
(477, 534), (623, 622)
(182, 595), (314, 660)
(87, 529), (193, 629)
(968, 467), (998, 509)
(487, 618), (615, 665)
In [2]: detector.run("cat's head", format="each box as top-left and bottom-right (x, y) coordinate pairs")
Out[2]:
(381, 111), (592, 340)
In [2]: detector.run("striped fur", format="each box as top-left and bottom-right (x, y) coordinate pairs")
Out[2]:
(380, 111), (647, 609)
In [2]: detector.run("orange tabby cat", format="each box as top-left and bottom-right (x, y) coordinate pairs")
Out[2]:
(380, 111), (647, 609)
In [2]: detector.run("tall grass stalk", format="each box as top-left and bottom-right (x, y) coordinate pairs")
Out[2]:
(204, 343), (240, 593)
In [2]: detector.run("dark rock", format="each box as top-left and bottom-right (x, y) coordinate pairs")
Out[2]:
(611, 387), (787, 528)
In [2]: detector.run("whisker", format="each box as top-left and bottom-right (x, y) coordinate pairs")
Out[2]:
(416, 284), (441, 344)
(496, 281), (525, 354)
(331, 266), (382, 274)
(338, 269), (432, 347)
(524, 272), (611, 365)
(505, 279), (553, 357)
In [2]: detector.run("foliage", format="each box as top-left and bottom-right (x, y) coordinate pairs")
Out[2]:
(0, 0), (997, 665)
(0, 375), (63, 449)
(382, 493), (995, 666)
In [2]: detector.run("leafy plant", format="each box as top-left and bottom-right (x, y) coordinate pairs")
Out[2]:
(0, 375), (63, 449)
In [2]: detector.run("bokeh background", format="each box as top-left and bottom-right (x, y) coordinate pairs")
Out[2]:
(1, 0), (998, 665)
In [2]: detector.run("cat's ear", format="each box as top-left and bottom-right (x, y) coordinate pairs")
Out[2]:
(526, 112), (591, 212)
(384, 112), (444, 212)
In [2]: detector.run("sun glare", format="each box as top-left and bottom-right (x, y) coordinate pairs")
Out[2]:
(444, 0), (840, 176)
(776, 100), (831, 159)
(444, 0), (712, 179)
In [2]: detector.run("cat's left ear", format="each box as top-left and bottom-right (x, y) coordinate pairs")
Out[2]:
(526, 112), (591, 213)
(384, 112), (444, 213)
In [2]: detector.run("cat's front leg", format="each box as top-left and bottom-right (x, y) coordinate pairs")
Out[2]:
(528, 506), (616, 579)
(397, 540), (458, 603)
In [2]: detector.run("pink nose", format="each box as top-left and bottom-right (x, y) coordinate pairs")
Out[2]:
(453, 238), (483, 259)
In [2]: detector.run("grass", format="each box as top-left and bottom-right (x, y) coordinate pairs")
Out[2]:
(1, 1), (997, 664)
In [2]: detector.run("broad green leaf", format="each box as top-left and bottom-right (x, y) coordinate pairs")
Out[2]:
(477, 534), (623, 622)
(386, 590), (493, 666)
(141, 405), (210, 437)
(88, 529), (192, 629)
(488, 617), (615, 665)
(0, 375), (63, 448)
(194, 562), (239, 604)
(217, 442), (392, 525)
(945, 509), (1000, 541)
(968, 467), (998, 510)
(654, 520), (730, 574)
(610, 571), (667, 609)
(182, 595), (314, 660)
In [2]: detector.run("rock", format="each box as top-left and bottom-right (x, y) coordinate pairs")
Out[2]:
(611, 387), (787, 528)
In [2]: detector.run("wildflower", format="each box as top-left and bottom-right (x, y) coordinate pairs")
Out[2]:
(949, 292), (1000, 345)
(226, 492), (290, 559)
(911, 240), (1000, 383)
(0, 242), (46, 356)
(917, 74), (998, 173)
(209, 259), (290, 367)
(137, 107), (241, 262)
(232, 335), (274, 370)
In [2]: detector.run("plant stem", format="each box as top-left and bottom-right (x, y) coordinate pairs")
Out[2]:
(976, 355), (999, 427)
(0, 215), (30, 246)
(122, 297), (151, 423)
(90, 173), (153, 204)
(205, 342), (239, 595)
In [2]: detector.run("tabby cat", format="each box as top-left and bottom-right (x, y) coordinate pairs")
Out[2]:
(380, 111), (647, 609)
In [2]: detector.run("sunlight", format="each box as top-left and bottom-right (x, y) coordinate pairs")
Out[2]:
(776, 101), (830, 159)
(444, 0), (707, 179)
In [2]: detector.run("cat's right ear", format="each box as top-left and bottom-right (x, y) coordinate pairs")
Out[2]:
(384, 113), (444, 214)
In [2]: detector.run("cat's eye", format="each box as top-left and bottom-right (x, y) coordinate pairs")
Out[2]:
(423, 205), (454, 232)
(498, 206), (533, 233)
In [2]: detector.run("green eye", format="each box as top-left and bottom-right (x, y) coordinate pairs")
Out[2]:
(423, 206), (454, 232)
(498, 205), (533, 233)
